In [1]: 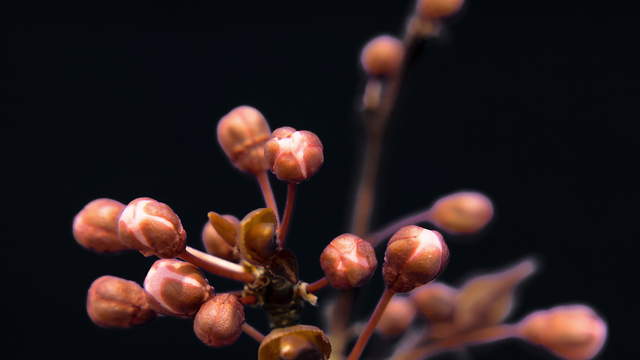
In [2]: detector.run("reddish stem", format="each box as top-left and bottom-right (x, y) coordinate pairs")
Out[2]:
(346, 288), (396, 360)
(242, 322), (265, 343)
(256, 171), (280, 224)
(366, 209), (431, 247)
(179, 246), (255, 283)
(278, 182), (297, 248)
(306, 277), (329, 293)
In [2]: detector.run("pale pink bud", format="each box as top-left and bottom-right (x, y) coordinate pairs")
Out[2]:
(416, 0), (464, 20)
(429, 191), (494, 234)
(264, 127), (324, 183)
(118, 197), (187, 258)
(73, 198), (128, 252)
(86, 275), (155, 328)
(144, 259), (212, 317)
(194, 294), (245, 347)
(383, 225), (449, 293)
(360, 35), (404, 77)
(319, 234), (377, 290)
(202, 215), (240, 262)
(518, 305), (607, 360)
(217, 105), (271, 174)
(376, 295), (417, 337)
(411, 282), (457, 322)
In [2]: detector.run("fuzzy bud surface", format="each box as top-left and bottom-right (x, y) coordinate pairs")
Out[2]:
(73, 198), (128, 252)
(194, 294), (245, 347)
(86, 275), (155, 328)
(320, 234), (377, 290)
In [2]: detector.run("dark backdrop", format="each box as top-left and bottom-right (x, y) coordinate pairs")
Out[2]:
(3, 1), (637, 359)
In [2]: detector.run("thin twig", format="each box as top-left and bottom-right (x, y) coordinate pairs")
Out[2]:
(366, 209), (431, 247)
(256, 171), (280, 224)
(346, 288), (395, 360)
(307, 277), (329, 293)
(242, 322), (266, 343)
(179, 246), (255, 283)
(278, 182), (297, 248)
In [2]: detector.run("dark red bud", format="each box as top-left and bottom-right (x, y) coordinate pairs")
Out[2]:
(194, 294), (245, 347)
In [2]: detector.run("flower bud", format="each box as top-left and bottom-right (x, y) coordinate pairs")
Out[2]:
(73, 198), (128, 252)
(264, 127), (324, 183)
(144, 259), (212, 317)
(411, 282), (457, 322)
(202, 213), (240, 262)
(86, 275), (155, 328)
(416, 0), (464, 20)
(360, 35), (404, 77)
(319, 234), (377, 290)
(217, 105), (271, 174)
(518, 305), (607, 360)
(376, 295), (417, 337)
(194, 294), (245, 347)
(239, 208), (278, 265)
(429, 191), (493, 234)
(259, 325), (332, 360)
(118, 197), (187, 258)
(383, 225), (449, 293)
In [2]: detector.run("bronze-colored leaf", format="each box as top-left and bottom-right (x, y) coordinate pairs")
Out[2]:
(259, 325), (331, 360)
(208, 211), (239, 247)
(239, 208), (278, 265)
(269, 249), (299, 284)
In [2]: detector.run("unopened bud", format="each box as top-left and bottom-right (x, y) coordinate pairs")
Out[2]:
(376, 295), (417, 337)
(259, 325), (332, 360)
(217, 105), (271, 174)
(144, 259), (212, 317)
(383, 225), (449, 293)
(518, 305), (607, 360)
(239, 208), (278, 265)
(416, 0), (464, 20)
(86, 275), (155, 328)
(429, 191), (493, 234)
(264, 127), (324, 183)
(319, 234), (377, 290)
(202, 213), (240, 262)
(118, 197), (187, 258)
(194, 294), (245, 347)
(411, 282), (457, 322)
(360, 35), (404, 77)
(73, 198), (128, 252)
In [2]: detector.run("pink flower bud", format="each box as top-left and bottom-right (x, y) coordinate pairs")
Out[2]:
(118, 197), (187, 258)
(319, 234), (377, 290)
(202, 214), (240, 262)
(429, 191), (494, 234)
(376, 295), (417, 337)
(411, 282), (457, 322)
(383, 225), (449, 293)
(144, 259), (212, 317)
(264, 127), (324, 183)
(86, 275), (155, 328)
(194, 294), (245, 347)
(73, 198), (128, 252)
(416, 0), (464, 20)
(518, 305), (607, 360)
(360, 35), (404, 77)
(217, 105), (271, 174)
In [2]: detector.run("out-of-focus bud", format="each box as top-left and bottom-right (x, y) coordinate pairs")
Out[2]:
(411, 282), (457, 322)
(194, 294), (245, 347)
(416, 0), (464, 20)
(319, 234), (377, 290)
(118, 197), (187, 258)
(86, 275), (155, 328)
(202, 212), (240, 262)
(360, 35), (404, 77)
(429, 191), (493, 234)
(264, 127), (324, 183)
(376, 295), (417, 337)
(217, 105), (272, 174)
(454, 259), (536, 331)
(518, 305), (607, 360)
(144, 259), (212, 317)
(259, 325), (332, 360)
(383, 225), (449, 293)
(238, 208), (278, 265)
(73, 198), (128, 252)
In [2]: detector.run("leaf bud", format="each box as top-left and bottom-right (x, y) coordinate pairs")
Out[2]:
(217, 105), (272, 174)
(144, 259), (212, 317)
(416, 0), (464, 20)
(429, 191), (494, 234)
(118, 197), (187, 258)
(73, 198), (128, 252)
(259, 325), (331, 360)
(517, 305), (607, 360)
(360, 35), (404, 77)
(264, 127), (324, 183)
(319, 233), (377, 290)
(202, 213), (240, 262)
(238, 208), (278, 265)
(86, 275), (155, 328)
(194, 294), (245, 347)
(410, 282), (457, 322)
(383, 225), (449, 293)
(376, 295), (417, 337)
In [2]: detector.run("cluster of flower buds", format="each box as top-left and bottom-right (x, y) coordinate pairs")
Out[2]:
(320, 234), (377, 290)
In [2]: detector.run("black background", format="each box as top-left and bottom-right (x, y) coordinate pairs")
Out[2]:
(3, 1), (637, 359)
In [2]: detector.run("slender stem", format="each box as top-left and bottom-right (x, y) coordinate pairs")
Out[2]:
(256, 171), (280, 224)
(179, 246), (255, 283)
(242, 322), (265, 343)
(307, 277), (329, 293)
(346, 288), (396, 360)
(366, 209), (431, 247)
(278, 182), (297, 248)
